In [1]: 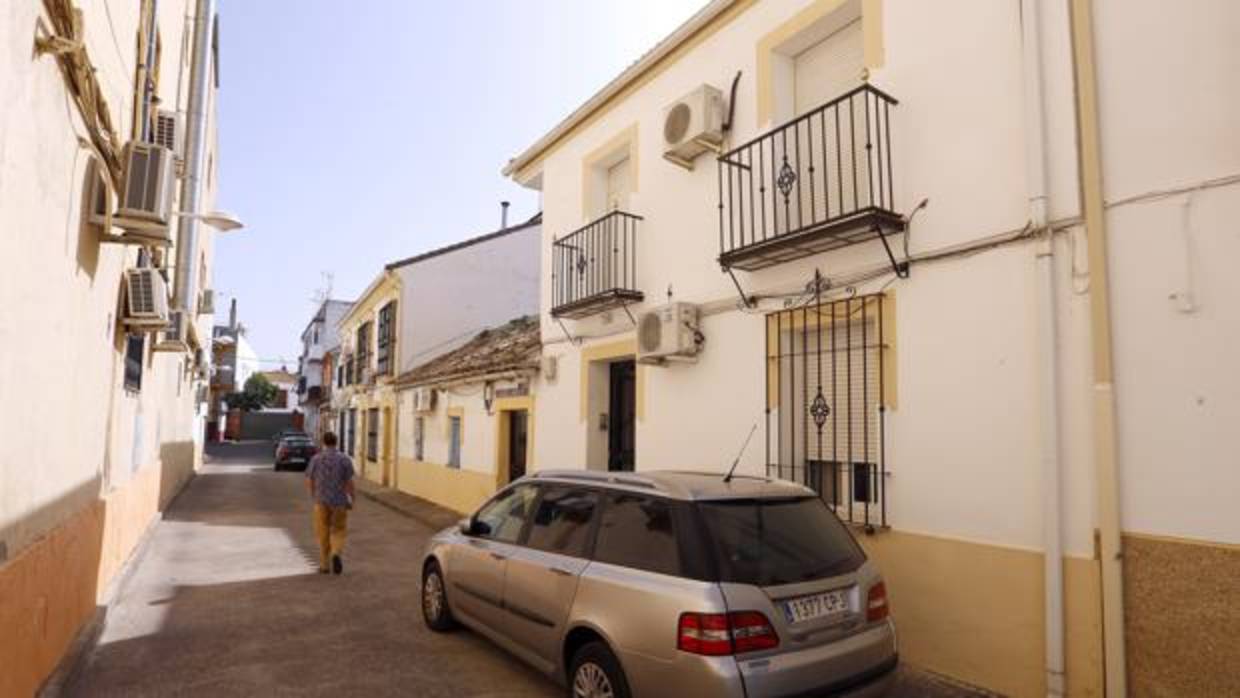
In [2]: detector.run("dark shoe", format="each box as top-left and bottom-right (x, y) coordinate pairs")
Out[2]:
(318, 567), (329, 574)
(332, 555), (343, 575)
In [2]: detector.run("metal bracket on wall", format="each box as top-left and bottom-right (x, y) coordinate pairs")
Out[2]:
(554, 316), (581, 346)
(724, 267), (757, 309)
(874, 226), (911, 278)
(620, 303), (637, 327)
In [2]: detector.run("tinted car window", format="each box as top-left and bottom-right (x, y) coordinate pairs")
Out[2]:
(525, 487), (599, 557)
(594, 494), (680, 576)
(473, 485), (537, 544)
(697, 497), (864, 587)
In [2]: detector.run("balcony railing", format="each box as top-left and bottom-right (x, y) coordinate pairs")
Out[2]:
(551, 210), (644, 319)
(717, 84), (903, 271)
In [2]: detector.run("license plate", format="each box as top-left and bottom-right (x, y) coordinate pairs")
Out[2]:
(287, 457), (305, 463)
(782, 589), (849, 624)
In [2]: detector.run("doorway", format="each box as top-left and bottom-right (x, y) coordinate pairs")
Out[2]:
(506, 409), (529, 482)
(608, 360), (636, 471)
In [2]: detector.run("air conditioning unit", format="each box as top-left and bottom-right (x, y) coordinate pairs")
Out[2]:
(199, 288), (216, 315)
(637, 302), (702, 365)
(662, 84), (725, 170)
(123, 268), (171, 328)
(154, 310), (190, 352)
(413, 387), (436, 413)
(115, 141), (176, 242)
(154, 109), (186, 176)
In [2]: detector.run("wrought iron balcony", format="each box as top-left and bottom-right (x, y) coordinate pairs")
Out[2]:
(551, 210), (644, 319)
(717, 84), (903, 272)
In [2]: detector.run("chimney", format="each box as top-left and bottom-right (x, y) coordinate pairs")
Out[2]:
(229, 298), (237, 330)
(501, 201), (510, 230)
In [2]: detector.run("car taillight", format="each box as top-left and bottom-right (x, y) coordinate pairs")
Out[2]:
(729, 611), (780, 653)
(677, 612), (779, 656)
(866, 581), (889, 622)
(277, 447), (287, 459)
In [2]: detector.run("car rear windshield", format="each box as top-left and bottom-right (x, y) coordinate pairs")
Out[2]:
(697, 497), (865, 587)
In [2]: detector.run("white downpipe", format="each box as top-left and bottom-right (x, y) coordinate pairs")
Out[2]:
(1020, 0), (1065, 696)
(174, 0), (216, 312)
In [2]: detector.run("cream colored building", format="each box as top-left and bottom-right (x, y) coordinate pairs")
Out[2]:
(394, 316), (540, 514)
(334, 216), (541, 490)
(335, 271), (402, 486)
(0, 1), (229, 694)
(505, 1), (1239, 696)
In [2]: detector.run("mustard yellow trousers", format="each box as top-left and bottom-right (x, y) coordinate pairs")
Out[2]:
(313, 503), (349, 569)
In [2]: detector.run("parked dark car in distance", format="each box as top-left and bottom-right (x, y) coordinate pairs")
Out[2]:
(274, 436), (316, 471)
(272, 429), (308, 452)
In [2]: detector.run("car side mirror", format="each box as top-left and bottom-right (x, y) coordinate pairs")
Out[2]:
(458, 518), (473, 535)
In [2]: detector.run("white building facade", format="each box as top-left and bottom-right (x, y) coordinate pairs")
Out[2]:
(505, 1), (1239, 696)
(0, 1), (229, 693)
(297, 299), (353, 436)
(334, 215), (541, 488)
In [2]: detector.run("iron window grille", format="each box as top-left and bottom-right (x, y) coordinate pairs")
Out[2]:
(718, 84), (903, 271)
(551, 210), (644, 318)
(448, 416), (462, 469)
(414, 416), (424, 461)
(346, 408), (357, 457)
(356, 322), (372, 383)
(366, 408), (379, 462)
(766, 290), (889, 531)
(377, 301), (396, 376)
(123, 333), (145, 391)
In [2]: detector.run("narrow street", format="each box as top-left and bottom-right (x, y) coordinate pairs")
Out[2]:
(63, 442), (983, 698)
(66, 442), (555, 697)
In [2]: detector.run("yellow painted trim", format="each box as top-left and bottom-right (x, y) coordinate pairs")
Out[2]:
(493, 395), (535, 486)
(445, 406), (464, 440)
(755, 0), (884, 127)
(861, 0), (884, 69)
(395, 457), (496, 514)
(763, 294), (897, 409)
(580, 123), (640, 221)
(1069, 1), (1126, 693)
(513, 0), (758, 184)
(577, 338), (643, 422)
(860, 529), (1102, 698)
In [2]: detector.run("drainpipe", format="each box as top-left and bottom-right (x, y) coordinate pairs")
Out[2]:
(1019, 1), (1064, 695)
(174, 0), (216, 315)
(1068, 0), (1127, 694)
(139, 0), (159, 141)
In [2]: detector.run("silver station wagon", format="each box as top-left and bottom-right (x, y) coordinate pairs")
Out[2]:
(420, 470), (897, 698)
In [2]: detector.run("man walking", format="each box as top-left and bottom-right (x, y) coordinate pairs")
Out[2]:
(305, 432), (354, 575)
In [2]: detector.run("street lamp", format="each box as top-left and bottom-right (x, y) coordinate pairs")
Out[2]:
(175, 210), (245, 232)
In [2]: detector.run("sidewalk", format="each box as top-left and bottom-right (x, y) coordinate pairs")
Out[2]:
(353, 478), (462, 533)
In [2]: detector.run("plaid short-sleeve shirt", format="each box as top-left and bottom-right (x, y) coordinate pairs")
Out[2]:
(306, 448), (355, 507)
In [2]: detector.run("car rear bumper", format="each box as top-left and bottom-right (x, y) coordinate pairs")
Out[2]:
(736, 620), (898, 698)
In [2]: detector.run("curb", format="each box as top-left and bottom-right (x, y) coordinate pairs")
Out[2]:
(355, 485), (458, 532)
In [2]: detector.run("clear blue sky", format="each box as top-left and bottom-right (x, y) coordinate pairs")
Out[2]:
(212, 0), (706, 367)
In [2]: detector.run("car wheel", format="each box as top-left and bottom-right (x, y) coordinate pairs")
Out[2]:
(421, 561), (456, 632)
(569, 641), (630, 698)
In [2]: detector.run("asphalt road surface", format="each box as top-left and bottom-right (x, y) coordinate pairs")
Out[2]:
(64, 442), (984, 698)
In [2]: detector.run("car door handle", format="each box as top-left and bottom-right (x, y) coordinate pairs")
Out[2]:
(490, 552), (507, 561)
(549, 567), (573, 577)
